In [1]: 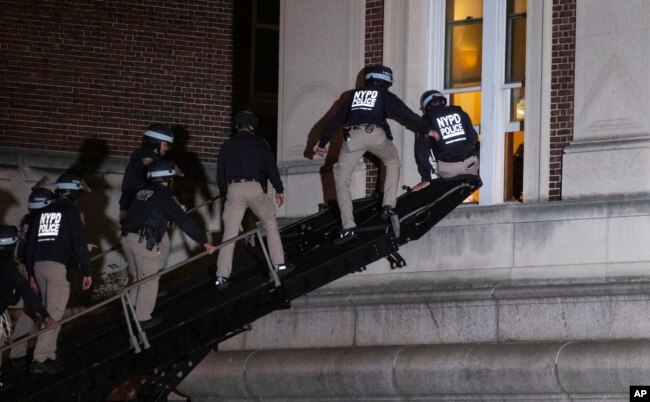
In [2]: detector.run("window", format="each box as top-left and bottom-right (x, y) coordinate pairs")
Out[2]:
(504, 0), (526, 201)
(441, 0), (526, 204)
(251, 0), (280, 99)
(445, 0), (483, 89)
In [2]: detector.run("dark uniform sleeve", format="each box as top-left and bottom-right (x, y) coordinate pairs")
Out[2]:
(318, 96), (352, 148)
(120, 149), (156, 212)
(385, 92), (430, 134)
(216, 142), (228, 195)
(16, 218), (30, 266)
(68, 206), (91, 276)
(260, 140), (284, 194)
(119, 160), (139, 212)
(8, 265), (49, 318)
(414, 132), (436, 182)
(161, 193), (208, 245)
(26, 212), (38, 277)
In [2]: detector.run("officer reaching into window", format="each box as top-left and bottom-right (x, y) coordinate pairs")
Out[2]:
(412, 90), (480, 192)
(313, 64), (433, 244)
(119, 123), (173, 221)
(215, 110), (290, 290)
(0, 225), (57, 369)
(27, 172), (93, 375)
(121, 159), (216, 329)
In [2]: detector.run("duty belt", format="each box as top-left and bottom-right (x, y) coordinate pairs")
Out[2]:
(228, 178), (258, 185)
(350, 124), (375, 133)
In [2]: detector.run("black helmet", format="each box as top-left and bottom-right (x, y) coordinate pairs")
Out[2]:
(364, 64), (393, 88)
(55, 172), (89, 202)
(143, 122), (174, 144)
(28, 187), (55, 211)
(420, 90), (447, 112)
(56, 172), (89, 192)
(0, 225), (18, 249)
(147, 159), (184, 182)
(234, 111), (258, 130)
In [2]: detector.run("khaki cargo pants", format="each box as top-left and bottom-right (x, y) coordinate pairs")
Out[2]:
(121, 232), (170, 322)
(333, 125), (400, 229)
(216, 181), (284, 279)
(32, 261), (69, 363)
(437, 155), (479, 178)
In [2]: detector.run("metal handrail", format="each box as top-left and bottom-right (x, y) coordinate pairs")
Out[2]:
(0, 222), (265, 353)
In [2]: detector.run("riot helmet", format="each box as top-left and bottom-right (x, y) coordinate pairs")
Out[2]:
(142, 122), (174, 156)
(364, 65), (393, 88)
(420, 90), (447, 112)
(56, 172), (89, 201)
(28, 187), (55, 212)
(0, 225), (18, 257)
(147, 159), (184, 186)
(234, 111), (258, 131)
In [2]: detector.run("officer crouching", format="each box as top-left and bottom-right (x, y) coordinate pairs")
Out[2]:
(120, 160), (216, 330)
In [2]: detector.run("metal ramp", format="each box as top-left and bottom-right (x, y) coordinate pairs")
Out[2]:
(0, 175), (481, 401)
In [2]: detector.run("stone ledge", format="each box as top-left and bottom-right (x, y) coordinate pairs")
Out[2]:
(179, 341), (646, 401)
(297, 277), (650, 308)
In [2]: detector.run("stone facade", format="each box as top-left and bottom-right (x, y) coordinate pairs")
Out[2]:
(2, 0), (650, 401)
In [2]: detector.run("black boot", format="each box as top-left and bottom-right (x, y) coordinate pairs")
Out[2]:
(333, 228), (357, 245)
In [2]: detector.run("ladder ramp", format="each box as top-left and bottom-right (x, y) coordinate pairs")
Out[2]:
(0, 175), (480, 401)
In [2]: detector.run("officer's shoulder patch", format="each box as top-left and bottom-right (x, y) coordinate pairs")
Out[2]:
(142, 157), (155, 166)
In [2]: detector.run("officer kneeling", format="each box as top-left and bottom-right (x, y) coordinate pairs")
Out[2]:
(121, 160), (216, 330)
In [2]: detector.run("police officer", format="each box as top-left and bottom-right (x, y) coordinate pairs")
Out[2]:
(121, 159), (216, 329)
(27, 172), (92, 375)
(413, 90), (479, 192)
(119, 123), (174, 221)
(314, 64), (433, 244)
(0, 225), (57, 369)
(17, 187), (56, 267)
(215, 110), (289, 290)
(10, 187), (55, 366)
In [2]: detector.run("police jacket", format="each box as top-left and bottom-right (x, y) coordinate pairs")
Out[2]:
(27, 197), (91, 276)
(318, 85), (429, 147)
(0, 255), (49, 318)
(423, 104), (478, 162)
(216, 130), (284, 195)
(119, 145), (159, 212)
(121, 183), (208, 245)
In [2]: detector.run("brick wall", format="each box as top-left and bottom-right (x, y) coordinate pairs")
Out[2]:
(0, 0), (237, 164)
(549, 0), (576, 200)
(364, 0), (384, 196)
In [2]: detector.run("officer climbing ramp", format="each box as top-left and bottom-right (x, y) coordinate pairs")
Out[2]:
(0, 174), (481, 401)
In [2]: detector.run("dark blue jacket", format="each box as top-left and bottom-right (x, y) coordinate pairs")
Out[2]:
(216, 130), (284, 195)
(121, 183), (208, 245)
(26, 197), (91, 276)
(415, 104), (479, 180)
(318, 85), (429, 147)
(119, 145), (159, 212)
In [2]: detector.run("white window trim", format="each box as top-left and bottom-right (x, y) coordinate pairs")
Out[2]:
(388, 0), (549, 204)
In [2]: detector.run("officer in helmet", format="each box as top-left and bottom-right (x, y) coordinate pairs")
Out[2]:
(9, 187), (56, 366)
(121, 159), (216, 329)
(119, 122), (174, 221)
(314, 64), (435, 244)
(412, 90), (479, 192)
(0, 225), (57, 369)
(26, 172), (92, 374)
(17, 187), (55, 266)
(215, 110), (289, 290)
